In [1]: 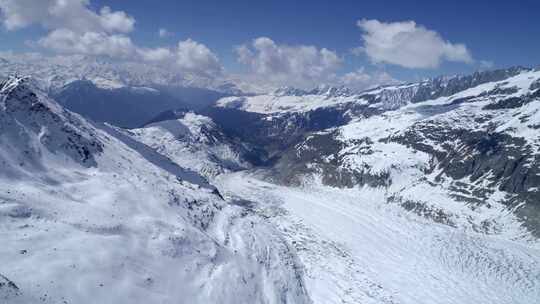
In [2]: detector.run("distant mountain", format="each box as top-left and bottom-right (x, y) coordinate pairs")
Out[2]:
(0, 55), (248, 128)
(0, 54), (244, 94)
(53, 80), (187, 128)
(203, 67), (540, 237)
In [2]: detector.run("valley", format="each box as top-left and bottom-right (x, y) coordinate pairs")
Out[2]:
(1, 62), (540, 303)
(216, 170), (540, 304)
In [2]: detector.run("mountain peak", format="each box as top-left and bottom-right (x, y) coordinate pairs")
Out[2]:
(0, 75), (29, 93)
(273, 86), (308, 96)
(309, 84), (353, 97)
(272, 85), (354, 97)
(0, 76), (36, 111)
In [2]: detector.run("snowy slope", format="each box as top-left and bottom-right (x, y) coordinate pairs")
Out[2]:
(216, 171), (540, 304)
(3, 60), (540, 304)
(216, 84), (411, 115)
(126, 111), (252, 179)
(215, 67), (526, 115)
(216, 85), (363, 114)
(206, 68), (531, 163)
(272, 68), (540, 237)
(0, 76), (310, 303)
(207, 68), (540, 303)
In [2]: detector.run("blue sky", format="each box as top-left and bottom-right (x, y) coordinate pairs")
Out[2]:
(1, 0), (539, 89)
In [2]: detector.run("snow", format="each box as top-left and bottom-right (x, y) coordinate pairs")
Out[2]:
(216, 171), (540, 304)
(128, 112), (251, 179)
(493, 100), (540, 151)
(127, 67), (540, 303)
(0, 54), (245, 94)
(216, 93), (361, 114)
(215, 82), (424, 114)
(2, 62), (540, 303)
(0, 78), (309, 303)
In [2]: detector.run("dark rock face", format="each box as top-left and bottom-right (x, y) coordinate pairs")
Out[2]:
(198, 107), (271, 165)
(269, 131), (391, 188)
(0, 274), (20, 300)
(0, 77), (104, 169)
(483, 86), (540, 110)
(201, 101), (383, 166)
(483, 97), (529, 110)
(394, 122), (540, 235)
(350, 67), (528, 109)
(203, 67), (533, 168)
(410, 67), (528, 103)
(530, 79), (540, 91)
(143, 108), (191, 126)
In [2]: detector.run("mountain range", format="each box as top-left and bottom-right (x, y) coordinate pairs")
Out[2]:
(1, 57), (539, 303)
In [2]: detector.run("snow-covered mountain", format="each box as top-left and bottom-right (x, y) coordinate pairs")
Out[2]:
(125, 110), (255, 179)
(3, 63), (540, 304)
(207, 67), (540, 237)
(268, 68), (540, 235)
(0, 76), (310, 303)
(203, 67), (540, 303)
(216, 67), (527, 114)
(0, 54), (245, 128)
(0, 54), (241, 94)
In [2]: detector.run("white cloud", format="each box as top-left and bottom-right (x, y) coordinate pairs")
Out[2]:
(39, 29), (136, 58)
(137, 39), (223, 76)
(175, 39), (223, 76)
(357, 19), (473, 69)
(38, 33), (222, 76)
(236, 45), (254, 65)
(0, 0), (134, 33)
(98, 6), (135, 33)
(0, 0), (223, 78)
(139, 47), (173, 62)
(340, 68), (400, 91)
(1, 0), (136, 58)
(236, 37), (342, 88)
(158, 28), (172, 38)
(236, 37), (400, 91)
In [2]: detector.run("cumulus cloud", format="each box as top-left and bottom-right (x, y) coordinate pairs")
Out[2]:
(0, 0), (137, 58)
(98, 6), (135, 33)
(340, 68), (400, 91)
(137, 40), (222, 76)
(139, 47), (173, 62)
(0, 0), (224, 78)
(41, 35), (223, 76)
(0, 0), (135, 33)
(175, 39), (223, 76)
(356, 19), (473, 69)
(236, 37), (342, 88)
(39, 29), (137, 58)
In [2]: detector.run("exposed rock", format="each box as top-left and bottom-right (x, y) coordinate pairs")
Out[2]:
(0, 274), (20, 300)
